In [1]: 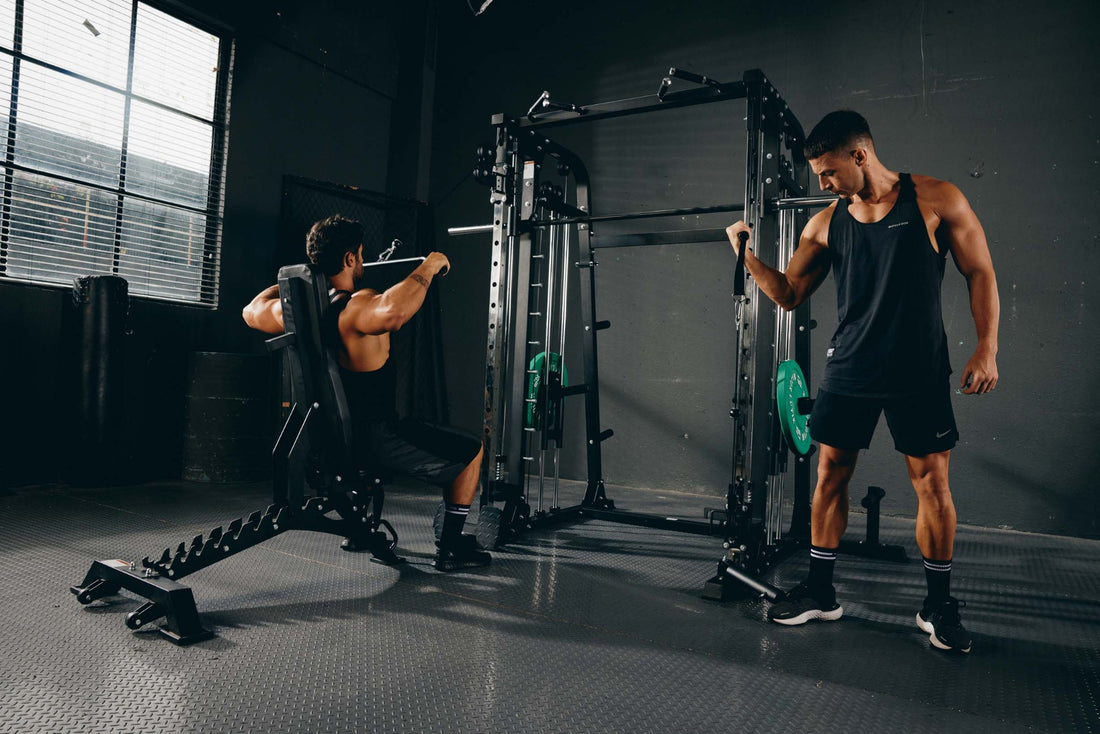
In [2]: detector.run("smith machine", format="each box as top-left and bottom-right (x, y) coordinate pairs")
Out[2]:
(450, 68), (905, 600)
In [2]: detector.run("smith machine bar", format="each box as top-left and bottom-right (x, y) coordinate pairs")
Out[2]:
(450, 68), (902, 600)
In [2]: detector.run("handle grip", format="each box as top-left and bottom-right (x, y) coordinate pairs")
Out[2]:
(733, 231), (748, 297)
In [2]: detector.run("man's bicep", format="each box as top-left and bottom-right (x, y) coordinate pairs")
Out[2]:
(781, 208), (832, 301)
(788, 207), (834, 295)
(940, 187), (993, 277)
(243, 293), (285, 333)
(267, 301), (285, 332)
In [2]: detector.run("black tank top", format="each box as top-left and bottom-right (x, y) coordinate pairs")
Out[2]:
(326, 290), (397, 424)
(820, 173), (951, 397)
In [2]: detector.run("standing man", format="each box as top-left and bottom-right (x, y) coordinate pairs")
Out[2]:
(726, 111), (999, 652)
(243, 215), (491, 572)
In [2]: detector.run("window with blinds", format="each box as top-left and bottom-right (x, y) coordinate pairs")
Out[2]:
(0, 0), (231, 306)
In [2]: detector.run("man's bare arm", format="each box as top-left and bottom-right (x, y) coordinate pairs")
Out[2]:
(937, 182), (999, 394)
(242, 285), (284, 334)
(347, 252), (451, 335)
(725, 210), (833, 311)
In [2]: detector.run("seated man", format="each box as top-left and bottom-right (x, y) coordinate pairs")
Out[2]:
(243, 214), (490, 572)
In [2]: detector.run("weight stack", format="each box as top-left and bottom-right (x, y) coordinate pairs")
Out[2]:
(182, 352), (276, 482)
(68, 275), (130, 485)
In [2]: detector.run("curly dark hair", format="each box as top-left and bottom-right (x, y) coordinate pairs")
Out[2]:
(305, 215), (363, 276)
(803, 110), (873, 160)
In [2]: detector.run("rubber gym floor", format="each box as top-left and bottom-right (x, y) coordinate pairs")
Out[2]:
(0, 479), (1096, 733)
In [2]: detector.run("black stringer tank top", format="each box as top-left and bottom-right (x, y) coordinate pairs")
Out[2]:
(326, 289), (397, 424)
(820, 173), (952, 397)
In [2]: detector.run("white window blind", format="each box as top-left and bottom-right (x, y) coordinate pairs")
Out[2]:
(0, 0), (231, 305)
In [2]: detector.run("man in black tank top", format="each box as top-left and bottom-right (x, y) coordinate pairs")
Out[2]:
(244, 215), (490, 572)
(725, 111), (1000, 653)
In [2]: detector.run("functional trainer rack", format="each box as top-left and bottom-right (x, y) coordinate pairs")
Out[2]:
(452, 68), (842, 598)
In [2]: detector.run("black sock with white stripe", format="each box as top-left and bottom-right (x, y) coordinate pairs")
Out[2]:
(440, 502), (471, 547)
(807, 545), (838, 594)
(923, 557), (952, 606)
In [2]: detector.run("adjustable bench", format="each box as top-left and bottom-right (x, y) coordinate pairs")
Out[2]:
(71, 264), (401, 645)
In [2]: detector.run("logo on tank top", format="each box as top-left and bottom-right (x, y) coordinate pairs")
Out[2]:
(887, 221), (910, 229)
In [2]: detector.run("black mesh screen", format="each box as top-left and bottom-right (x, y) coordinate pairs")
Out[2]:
(278, 176), (448, 424)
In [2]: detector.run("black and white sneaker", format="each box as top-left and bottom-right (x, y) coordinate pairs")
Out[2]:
(434, 533), (492, 572)
(916, 596), (972, 653)
(767, 582), (843, 626)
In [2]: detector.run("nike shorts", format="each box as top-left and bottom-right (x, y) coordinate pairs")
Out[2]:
(808, 381), (959, 456)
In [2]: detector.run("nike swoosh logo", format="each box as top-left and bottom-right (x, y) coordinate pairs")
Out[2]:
(936, 430), (951, 438)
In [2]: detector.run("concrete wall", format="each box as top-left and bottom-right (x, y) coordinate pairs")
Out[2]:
(0, 0), (426, 487)
(429, 0), (1100, 537)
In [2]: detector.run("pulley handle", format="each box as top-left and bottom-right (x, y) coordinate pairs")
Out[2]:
(733, 231), (748, 297)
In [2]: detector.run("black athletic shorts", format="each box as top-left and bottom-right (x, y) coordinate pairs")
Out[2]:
(356, 418), (481, 488)
(808, 381), (959, 456)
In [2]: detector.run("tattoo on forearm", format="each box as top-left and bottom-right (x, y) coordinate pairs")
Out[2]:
(411, 274), (429, 288)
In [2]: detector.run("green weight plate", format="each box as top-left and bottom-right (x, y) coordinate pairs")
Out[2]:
(776, 359), (812, 456)
(525, 352), (568, 429)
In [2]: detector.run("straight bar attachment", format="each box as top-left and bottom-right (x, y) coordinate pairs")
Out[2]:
(448, 224), (495, 236)
(593, 228), (730, 249)
(530, 203), (743, 228)
(772, 196), (837, 210)
(364, 256), (425, 268)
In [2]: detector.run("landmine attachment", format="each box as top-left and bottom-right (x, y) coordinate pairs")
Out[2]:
(838, 486), (908, 562)
(703, 484), (907, 602)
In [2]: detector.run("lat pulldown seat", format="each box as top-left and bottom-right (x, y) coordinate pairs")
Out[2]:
(71, 263), (401, 645)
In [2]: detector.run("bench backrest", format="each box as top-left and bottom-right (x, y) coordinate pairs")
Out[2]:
(276, 263), (355, 480)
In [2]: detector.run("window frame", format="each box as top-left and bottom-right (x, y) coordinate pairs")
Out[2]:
(0, 0), (234, 307)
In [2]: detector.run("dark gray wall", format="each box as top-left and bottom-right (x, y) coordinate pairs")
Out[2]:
(429, 0), (1100, 537)
(0, 0), (430, 487)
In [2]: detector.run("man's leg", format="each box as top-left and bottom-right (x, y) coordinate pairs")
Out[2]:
(429, 438), (489, 571)
(438, 445), (484, 553)
(769, 387), (879, 626)
(807, 444), (860, 589)
(446, 445), (483, 506)
(907, 450), (956, 565)
(811, 444), (860, 547)
(906, 450), (971, 652)
(768, 444), (859, 625)
(377, 419), (491, 571)
(884, 381), (970, 651)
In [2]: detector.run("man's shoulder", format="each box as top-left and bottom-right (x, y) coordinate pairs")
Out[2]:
(350, 287), (381, 298)
(338, 288), (392, 339)
(909, 173), (963, 203)
(804, 202), (838, 246)
(341, 288), (381, 310)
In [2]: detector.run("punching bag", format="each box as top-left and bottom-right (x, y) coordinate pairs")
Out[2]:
(69, 275), (129, 485)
